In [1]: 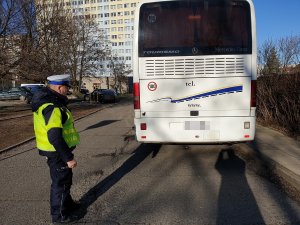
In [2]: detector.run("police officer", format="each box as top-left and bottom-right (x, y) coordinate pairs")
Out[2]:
(31, 74), (80, 224)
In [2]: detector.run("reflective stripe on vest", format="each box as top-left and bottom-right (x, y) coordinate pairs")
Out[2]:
(33, 103), (80, 151)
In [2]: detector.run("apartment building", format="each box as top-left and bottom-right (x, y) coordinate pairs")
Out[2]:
(66, 0), (139, 76)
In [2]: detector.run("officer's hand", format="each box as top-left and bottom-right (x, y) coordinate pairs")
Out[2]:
(67, 159), (77, 169)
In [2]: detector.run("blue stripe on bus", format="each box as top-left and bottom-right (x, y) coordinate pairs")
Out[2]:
(171, 85), (243, 103)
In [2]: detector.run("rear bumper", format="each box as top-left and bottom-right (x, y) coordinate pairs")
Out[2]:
(134, 116), (256, 143)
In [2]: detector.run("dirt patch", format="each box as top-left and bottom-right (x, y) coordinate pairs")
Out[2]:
(0, 101), (105, 150)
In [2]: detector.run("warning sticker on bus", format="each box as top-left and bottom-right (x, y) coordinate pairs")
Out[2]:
(148, 81), (157, 91)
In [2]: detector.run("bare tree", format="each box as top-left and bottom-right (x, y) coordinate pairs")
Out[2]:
(0, 0), (75, 83)
(258, 39), (273, 75)
(109, 55), (132, 94)
(0, 0), (24, 82)
(258, 39), (280, 75)
(278, 35), (300, 73)
(0, 0), (45, 84)
(17, 0), (44, 82)
(34, 0), (73, 77)
(1, 0), (110, 88)
(66, 17), (108, 90)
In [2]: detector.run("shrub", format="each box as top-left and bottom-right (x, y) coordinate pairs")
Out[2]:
(257, 73), (300, 138)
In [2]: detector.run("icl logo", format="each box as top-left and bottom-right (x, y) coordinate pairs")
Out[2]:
(148, 82), (157, 91)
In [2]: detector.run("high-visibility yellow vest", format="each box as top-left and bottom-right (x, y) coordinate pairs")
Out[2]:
(33, 103), (80, 151)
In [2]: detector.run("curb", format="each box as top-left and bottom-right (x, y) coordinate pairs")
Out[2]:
(0, 137), (35, 155)
(234, 143), (300, 196)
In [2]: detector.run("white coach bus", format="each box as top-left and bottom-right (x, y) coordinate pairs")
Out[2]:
(133, 0), (257, 143)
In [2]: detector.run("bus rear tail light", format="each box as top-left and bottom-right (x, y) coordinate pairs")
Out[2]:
(251, 80), (257, 107)
(134, 82), (140, 109)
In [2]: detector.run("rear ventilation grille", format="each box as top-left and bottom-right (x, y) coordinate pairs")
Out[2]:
(144, 57), (246, 77)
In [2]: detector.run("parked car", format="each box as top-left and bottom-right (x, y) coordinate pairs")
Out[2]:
(80, 88), (89, 95)
(88, 89), (118, 103)
(19, 84), (44, 103)
(0, 87), (24, 100)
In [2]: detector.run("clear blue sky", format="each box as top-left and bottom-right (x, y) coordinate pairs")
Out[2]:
(254, 0), (300, 46)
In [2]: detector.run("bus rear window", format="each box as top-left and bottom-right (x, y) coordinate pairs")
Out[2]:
(139, 0), (252, 57)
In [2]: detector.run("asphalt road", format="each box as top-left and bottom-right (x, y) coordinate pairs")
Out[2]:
(0, 101), (299, 225)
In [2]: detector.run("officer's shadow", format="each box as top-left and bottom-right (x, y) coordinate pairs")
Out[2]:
(75, 143), (161, 220)
(215, 148), (266, 225)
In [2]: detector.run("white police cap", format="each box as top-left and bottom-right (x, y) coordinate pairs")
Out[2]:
(47, 74), (71, 87)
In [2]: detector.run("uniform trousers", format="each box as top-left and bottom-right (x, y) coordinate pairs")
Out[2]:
(47, 156), (75, 222)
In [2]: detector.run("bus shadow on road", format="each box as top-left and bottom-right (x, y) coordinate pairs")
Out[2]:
(76, 143), (161, 220)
